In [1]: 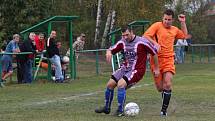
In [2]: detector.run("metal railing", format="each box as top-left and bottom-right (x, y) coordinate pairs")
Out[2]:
(75, 44), (215, 78)
(175, 44), (215, 63)
(1, 44), (214, 83)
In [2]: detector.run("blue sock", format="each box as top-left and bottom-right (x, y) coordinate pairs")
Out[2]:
(105, 88), (114, 110)
(117, 88), (126, 112)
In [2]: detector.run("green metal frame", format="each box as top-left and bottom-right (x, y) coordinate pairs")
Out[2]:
(20, 16), (78, 80)
(128, 20), (150, 31)
(76, 49), (107, 75)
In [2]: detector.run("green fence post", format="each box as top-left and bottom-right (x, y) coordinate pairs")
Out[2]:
(208, 45), (211, 63)
(68, 21), (75, 80)
(47, 22), (52, 81)
(111, 34), (117, 70)
(200, 46), (202, 63)
(73, 51), (76, 79)
(96, 50), (99, 75)
(191, 45), (194, 63)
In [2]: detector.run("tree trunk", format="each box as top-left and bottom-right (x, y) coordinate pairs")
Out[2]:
(101, 11), (112, 48)
(94, 0), (103, 48)
(110, 10), (116, 33)
(108, 10), (116, 45)
(78, 0), (82, 5)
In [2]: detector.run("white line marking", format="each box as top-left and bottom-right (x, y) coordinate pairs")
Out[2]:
(130, 83), (153, 89)
(25, 83), (153, 106)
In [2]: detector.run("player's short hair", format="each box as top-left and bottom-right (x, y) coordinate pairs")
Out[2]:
(121, 25), (132, 33)
(164, 9), (175, 18)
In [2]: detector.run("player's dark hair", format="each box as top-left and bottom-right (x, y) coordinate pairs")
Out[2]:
(121, 25), (132, 33)
(164, 9), (174, 18)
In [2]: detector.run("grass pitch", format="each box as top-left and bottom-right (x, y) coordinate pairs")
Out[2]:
(0, 63), (215, 121)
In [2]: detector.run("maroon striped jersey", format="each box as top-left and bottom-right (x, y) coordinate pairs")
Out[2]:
(109, 36), (158, 71)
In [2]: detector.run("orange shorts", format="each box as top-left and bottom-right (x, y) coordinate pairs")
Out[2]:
(150, 56), (175, 85)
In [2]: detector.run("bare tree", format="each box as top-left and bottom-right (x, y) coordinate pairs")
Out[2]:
(79, 0), (82, 5)
(101, 0), (116, 48)
(101, 12), (112, 48)
(94, 0), (103, 48)
(108, 10), (116, 45)
(110, 10), (116, 32)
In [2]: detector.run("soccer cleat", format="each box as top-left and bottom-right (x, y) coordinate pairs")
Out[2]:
(95, 106), (110, 114)
(0, 82), (5, 88)
(114, 110), (124, 117)
(160, 111), (167, 117)
(0, 79), (6, 87)
(1, 79), (6, 83)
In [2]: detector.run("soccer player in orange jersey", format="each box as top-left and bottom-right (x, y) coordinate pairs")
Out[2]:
(144, 9), (188, 116)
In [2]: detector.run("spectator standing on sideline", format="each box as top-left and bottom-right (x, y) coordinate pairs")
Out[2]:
(16, 39), (25, 84)
(21, 32), (37, 83)
(35, 33), (45, 52)
(34, 33), (46, 74)
(66, 33), (86, 59)
(175, 39), (188, 64)
(1, 34), (20, 82)
(46, 30), (64, 82)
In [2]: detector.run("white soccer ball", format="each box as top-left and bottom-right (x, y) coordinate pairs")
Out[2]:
(62, 56), (70, 63)
(124, 102), (140, 116)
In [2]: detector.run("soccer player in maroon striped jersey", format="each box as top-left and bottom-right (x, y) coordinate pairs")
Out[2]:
(95, 26), (160, 116)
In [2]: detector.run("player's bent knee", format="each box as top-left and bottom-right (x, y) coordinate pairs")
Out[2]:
(117, 79), (127, 88)
(154, 79), (163, 92)
(106, 79), (117, 89)
(163, 82), (172, 90)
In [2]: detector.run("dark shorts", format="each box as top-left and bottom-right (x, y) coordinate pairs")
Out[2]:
(111, 67), (145, 88)
(1, 55), (13, 72)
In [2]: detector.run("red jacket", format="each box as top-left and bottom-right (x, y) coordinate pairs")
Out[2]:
(35, 35), (45, 52)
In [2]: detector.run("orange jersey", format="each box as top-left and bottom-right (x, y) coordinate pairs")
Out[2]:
(144, 22), (185, 57)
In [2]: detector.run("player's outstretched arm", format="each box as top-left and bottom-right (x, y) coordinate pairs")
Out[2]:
(106, 49), (112, 63)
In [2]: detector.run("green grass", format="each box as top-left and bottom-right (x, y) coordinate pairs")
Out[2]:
(0, 63), (215, 121)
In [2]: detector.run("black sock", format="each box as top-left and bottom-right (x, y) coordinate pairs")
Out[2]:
(62, 70), (65, 79)
(161, 89), (171, 112)
(161, 91), (164, 99)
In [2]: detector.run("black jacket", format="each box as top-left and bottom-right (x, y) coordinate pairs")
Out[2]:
(21, 38), (37, 59)
(16, 41), (26, 62)
(46, 37), (60, 58)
